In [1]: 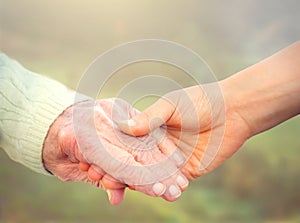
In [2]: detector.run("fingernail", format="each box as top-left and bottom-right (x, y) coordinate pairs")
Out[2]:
(169, 185), (181, 198)
(177, 176), (188, 188)
(117, 120), (136, 133)
(118, 119), (135, 126)
(107, 190), (112, 201)
(173, 152), (184, 165)
(152, 183), (166, 196)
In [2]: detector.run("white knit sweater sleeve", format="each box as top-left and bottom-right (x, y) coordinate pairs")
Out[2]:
(0, 53), (89, 175)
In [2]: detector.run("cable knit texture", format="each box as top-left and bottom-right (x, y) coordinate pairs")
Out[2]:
(0, 53), (89, 175)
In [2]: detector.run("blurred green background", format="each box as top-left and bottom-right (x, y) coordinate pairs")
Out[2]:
(1, 0), (300, 222)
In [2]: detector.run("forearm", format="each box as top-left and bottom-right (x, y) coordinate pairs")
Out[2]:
(221, 41), (300, 137)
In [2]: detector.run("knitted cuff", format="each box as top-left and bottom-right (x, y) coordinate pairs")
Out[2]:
(22, 88), (90, 175)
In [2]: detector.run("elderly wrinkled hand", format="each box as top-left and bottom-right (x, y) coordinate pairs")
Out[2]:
(42, 98), (188, 205)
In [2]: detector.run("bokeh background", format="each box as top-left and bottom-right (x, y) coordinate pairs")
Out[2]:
(1, 0), (300, 222)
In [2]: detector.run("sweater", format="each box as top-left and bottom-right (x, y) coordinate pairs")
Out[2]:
(0, 53), (88, 175)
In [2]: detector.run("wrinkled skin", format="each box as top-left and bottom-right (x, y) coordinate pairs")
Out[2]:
(43, 98), (188, 205)
(87, 83), (251, 198)
(117, 83), (251, 180)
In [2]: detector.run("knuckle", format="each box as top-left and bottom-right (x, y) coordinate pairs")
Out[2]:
(57, 129), (67, 142)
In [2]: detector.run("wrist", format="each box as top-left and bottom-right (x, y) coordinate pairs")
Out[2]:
(42, 100), (94, 173)
(42, 103), (76, 173)
(219, 78), (254, 139)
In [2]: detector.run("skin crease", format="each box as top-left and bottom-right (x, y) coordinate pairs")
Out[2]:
(117, 83), (251, 180)
(88, 41), (300, 201)
(84, 84), (250, 192)
(43, 98), (189, 205)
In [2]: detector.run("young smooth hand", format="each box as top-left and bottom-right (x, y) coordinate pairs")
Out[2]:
(118, 41), (300, 181)
(117, 83), (251, 180)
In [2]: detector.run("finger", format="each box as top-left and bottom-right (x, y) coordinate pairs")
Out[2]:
(56, 163), (89, 182)
(142, 152), (189, 201)
(138, 142), (189, 197)
(162, 184), (181, 202)
(102, 174), (127, 190)
(88, 165), (105, 181)
(161, 173), (189, 202)
(141, 147), (189, 200)
(131, 182), (166, 197)
(107, 189), (126, 206)
(80, 132), (185, 201)
(132, 171), (189, 201)
(157, 136), (185, 168)
(128, 159), (189, 199)
(146, 126), (185, 168)
(98, 143), (187, 200)
(117, 96), (175, 136)
(79, 162), (90, 171)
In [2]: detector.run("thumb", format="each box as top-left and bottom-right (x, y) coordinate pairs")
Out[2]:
(117, 97), (175, 136)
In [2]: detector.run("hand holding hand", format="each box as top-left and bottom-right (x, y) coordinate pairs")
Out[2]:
(42, 98), (189, 205)
(117, 83), (252, 180)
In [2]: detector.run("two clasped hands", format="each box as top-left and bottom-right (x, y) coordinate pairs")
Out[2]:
(43, 41), (300, 205)
(43, 85), (228, 205)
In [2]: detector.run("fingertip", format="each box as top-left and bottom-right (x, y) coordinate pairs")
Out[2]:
(172, 151), (185, 167)
(176, 175), (189, 191)
(152, 182), (166, 196)
(107, 189), (126, 206)
(162, 185), (182, 202)
(117, 118), (150, 137)
(158, 138), (186, 168)
(116, 120), (135, 135)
